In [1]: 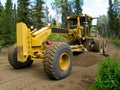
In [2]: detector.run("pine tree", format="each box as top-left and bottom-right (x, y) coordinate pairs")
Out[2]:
(73, 0), (83, 15)
(0, 1), (4, 38)
(2, 0), (15, 46)
(17, 0), (31, 27)
(34, 0), (45, 29)
(108, 0), (120, 38)
(0, 1), (3, 17)
(114, 0), (120, 38)
(67, 1), (74, 16)
(13, 4), (17, 22)
(12, 4), (17, 40)
(108, 0), (115, 37)
(61, 0), (68, 28)
(45, 6), (49, 23)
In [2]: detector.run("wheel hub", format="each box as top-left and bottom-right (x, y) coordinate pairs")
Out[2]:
(59, 53), (70, 71)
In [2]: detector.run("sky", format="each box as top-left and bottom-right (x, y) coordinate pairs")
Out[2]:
(1, 0), (109, 19)
(1, 0), (17, 5)
(44, 0), (109, 20)
(83, 0), (109, 17)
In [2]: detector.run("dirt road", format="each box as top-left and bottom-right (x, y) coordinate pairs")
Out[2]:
(0, 41), (120, 90)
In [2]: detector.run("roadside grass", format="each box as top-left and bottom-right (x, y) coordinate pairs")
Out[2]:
(48, 33), (68, 42)
(111, 39), (120, 47)
(88, 57), (120, 90)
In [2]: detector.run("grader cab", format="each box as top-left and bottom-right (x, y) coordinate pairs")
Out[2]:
(67, 14), (107, 53)
(8, 14), (107, 80)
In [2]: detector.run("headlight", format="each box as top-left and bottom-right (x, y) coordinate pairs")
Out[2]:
(67, 16), (70, 19)
(48, 23), (51, 27)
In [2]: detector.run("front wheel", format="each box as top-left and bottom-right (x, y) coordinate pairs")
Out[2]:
(43, 43), (73, 80)
(8, 44), (33, 69)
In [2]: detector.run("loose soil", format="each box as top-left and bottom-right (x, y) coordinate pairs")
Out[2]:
(0, 40), (120, 90)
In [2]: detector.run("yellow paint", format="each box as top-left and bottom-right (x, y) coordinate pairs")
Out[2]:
(17, 22), (51, 62)
(55, 20), (58, 28)
(17, 22), (31, 62)
(31, 27), (51, 46)
(59, 53), (70, 71)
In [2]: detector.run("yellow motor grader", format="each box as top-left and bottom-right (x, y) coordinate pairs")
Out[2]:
(8, 14), (107, 80)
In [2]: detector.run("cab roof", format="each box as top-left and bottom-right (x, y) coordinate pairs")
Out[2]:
(67, 14), (93, 20)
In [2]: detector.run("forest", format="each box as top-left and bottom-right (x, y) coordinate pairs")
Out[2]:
(0, 0), (120, 47)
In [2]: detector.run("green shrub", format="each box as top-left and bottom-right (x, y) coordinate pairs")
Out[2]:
(48, 33), (67, 42)
(89, 58), (120, 90)
(112, 39), (120, 47)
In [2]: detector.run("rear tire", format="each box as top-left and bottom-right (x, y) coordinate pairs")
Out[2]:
(8, 44), (33, 69)
(43, 43), (73, 80)
(91, 39), (100, 52)
(103, 40), (107, 53)
(99, 41), (104, 53)
(90, 39), (107, 54)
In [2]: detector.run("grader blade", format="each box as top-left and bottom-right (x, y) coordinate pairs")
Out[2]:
(17, 22), (31, 62)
